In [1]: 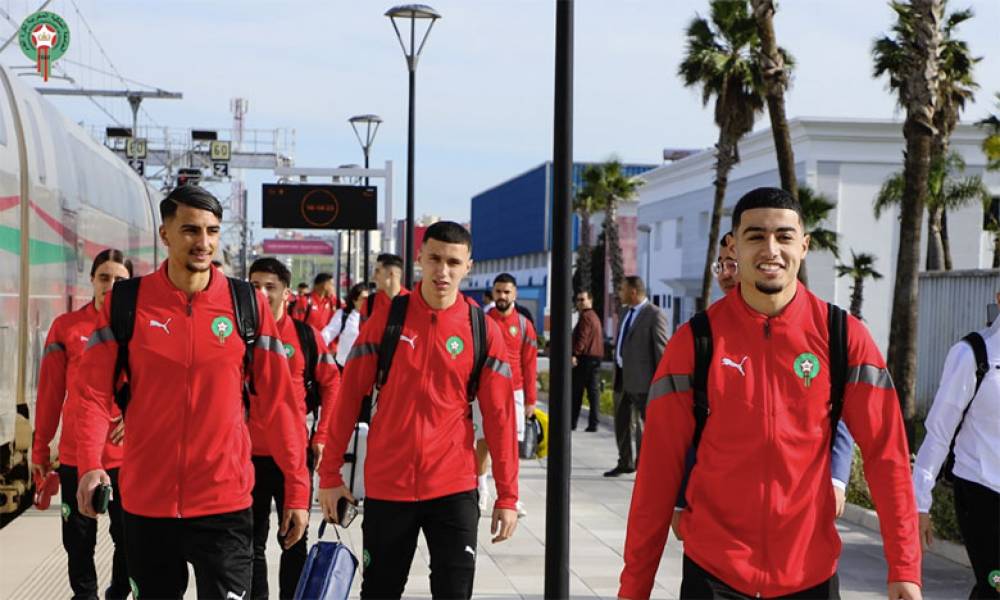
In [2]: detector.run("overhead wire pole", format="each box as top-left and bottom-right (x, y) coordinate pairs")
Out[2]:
(545, 0), (573, 598)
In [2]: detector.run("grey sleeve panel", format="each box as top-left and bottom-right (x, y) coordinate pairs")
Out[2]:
(484, 356), (512, 379)
(42, 342), (66, 358)
(846, 364), (894, 389)
(85, 327), (115, 350)
(257, 335), (286, 357)
(649, 374), (693, 400)
(347, 342), (379, 363)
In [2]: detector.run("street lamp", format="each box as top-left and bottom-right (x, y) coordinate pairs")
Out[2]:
(385, 3), (440, 287)
(349, 113), (383, 281)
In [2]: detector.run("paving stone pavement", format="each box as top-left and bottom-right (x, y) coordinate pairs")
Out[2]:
(1, 409), (975, 599)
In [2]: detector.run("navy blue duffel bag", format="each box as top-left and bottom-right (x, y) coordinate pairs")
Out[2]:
(292, 521), (359, 600)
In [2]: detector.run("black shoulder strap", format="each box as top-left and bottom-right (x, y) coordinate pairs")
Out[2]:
(292, 318), (320, 415)
(228, 277), (259, 416)
(827, 303), (849, 451)
(689, 311), (713, 453)
(110, 277), (141, 414)
(467, 303), (488, 402)
(364, 293), (376, 322)
(942, 332), (990, 481)
(376, 294), (410, 389)
(340, 308), (350, 336)
(517, 313), (529, 346)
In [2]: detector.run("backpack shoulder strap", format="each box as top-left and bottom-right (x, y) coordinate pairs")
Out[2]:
(376, 294), (410, 389)
(517, 313), (529, 346)
(364, 293), (376, 322)
(228, 277), (259, 414)
(948, 332), (989, 458)
(292, 318), (319, 414)
(110, 277), (141, 414)
(827, 303), (849, 451)
(467, 303), (489, 402)
(689, 311), (712, 453)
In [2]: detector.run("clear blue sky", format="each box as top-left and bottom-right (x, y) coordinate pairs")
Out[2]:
(3, 0), (1000, 238)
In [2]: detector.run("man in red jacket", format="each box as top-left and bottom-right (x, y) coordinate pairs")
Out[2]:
(318, 221), (519, 600)
(75, 186), (310, 600)
(571, 288), (604, 432)
(248, 257), (342, 600)
(292, 272), (340, 331)
(360, 252), (408, 323)
(619, 187), (921, 600)
(475, 273), (537, 517)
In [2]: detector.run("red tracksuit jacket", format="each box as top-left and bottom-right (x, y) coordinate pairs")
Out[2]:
(76, 263), (310, 518)
(292, 291), (340, 332)
(248, 313), (341, 454)
(318, 283), (520, 509)
(620, 286), (920, 599)
(487, 307), (538, 407)
(360, 287), (411, 324)
(33, 302), (123, 469)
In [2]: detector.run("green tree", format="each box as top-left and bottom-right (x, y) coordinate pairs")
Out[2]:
(679, 0), (766, 310)
(836, 251), (884, 320)
(797, 185), (839, 286)
(751, 0), (798, 200)
(978, 92), (1000, 171)
(573, 168), (601, 296)
(873, 151), (989, 270)
(873, 0), (942, 433)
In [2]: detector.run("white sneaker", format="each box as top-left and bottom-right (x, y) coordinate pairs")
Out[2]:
(516, 501), (527, 519)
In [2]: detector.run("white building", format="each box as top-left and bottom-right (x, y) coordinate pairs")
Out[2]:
(637, 117), (1000, 351)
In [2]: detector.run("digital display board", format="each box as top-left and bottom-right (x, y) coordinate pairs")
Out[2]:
(262, 184), (377, 230)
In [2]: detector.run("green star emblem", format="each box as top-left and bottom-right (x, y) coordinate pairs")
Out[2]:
(446, 336), (465, 358)
(793, 352), (821, 387)
(211, 316), (235, 343)
(283, 343), (294, 358)
(61, 502), (70, 522)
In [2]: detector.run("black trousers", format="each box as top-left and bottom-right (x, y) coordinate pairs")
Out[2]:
(680, 555), (840, 599)
(123, 508), (252, 600)
(360, 490), (479, 600)
(953, 476), (1000, 599)
(251, 453), (314, 600)
(58, 465), (129, 600)
(613, 383), (647, 470)
(571, 356), (601, 430)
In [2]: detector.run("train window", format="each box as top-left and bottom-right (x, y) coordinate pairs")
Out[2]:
(22, 103), (46, 184)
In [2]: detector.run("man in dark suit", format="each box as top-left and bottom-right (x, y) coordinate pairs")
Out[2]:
(571, 289), (604, 432)
(605, 276), (669, 477)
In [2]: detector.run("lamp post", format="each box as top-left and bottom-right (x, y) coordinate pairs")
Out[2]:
(349, 113), (383, 281)
(385, 3), (440, 287)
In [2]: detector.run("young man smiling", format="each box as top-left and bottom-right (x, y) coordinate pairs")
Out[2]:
(618, 187), (921, 600)
(318, 221), (519, 600)
(74, 185), (310, 600)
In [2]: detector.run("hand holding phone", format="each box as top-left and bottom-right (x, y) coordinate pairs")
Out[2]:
(92, 483), (112, 515)
(336, 496), (358, 528)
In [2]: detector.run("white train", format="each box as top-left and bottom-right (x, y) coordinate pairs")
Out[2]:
(0, 64), (162, 526)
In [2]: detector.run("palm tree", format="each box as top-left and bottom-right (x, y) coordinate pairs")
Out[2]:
(573, 166), (602, 295)
(978, 92), (1000, 171)
(873, 151), (989, 270)
(873, 0), (942, 432)
(751, 0), (798, 199)
(836, 251), (883, 320)
(983, 196), (1000, 268)
(679, 0), (766, 310)
(797, 185), (839, 286)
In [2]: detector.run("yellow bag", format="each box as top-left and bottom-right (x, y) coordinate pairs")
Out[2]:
(533, 407), (549, 459)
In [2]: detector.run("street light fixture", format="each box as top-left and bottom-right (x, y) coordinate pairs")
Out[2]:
(385, 3), (440, 287)
(349, 113), (384, 280)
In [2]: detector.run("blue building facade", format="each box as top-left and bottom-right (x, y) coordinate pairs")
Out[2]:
(466, 161), (656, 333)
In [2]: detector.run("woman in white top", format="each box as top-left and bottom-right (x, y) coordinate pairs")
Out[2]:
(322, 283), (370, 368)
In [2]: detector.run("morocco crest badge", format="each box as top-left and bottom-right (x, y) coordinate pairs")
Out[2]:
(18, 12), (70, 82)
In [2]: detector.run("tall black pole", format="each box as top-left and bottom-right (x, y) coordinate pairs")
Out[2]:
(545, 1), (573, 598)
(404, 63), (416, 288)
(347, 231), (353, 288)
(363, 151), (371, 281)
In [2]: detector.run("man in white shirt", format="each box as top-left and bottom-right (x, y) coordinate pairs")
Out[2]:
(913, 292), (1000, 599)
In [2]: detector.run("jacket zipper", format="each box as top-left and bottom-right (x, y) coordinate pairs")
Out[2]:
(759, 318), (772, 595)
(178, 297), (193, 518)
(414, 313), (437, 499)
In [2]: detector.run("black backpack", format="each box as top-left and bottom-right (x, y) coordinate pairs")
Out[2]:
(937, 332), (989, 484)
(110, 276), (259, 417)
(688, 303), (849, 461)
(374, 294), (489, 403)
(290, 318), (321, 420)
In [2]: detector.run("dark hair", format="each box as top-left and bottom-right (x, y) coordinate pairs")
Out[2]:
(731, 187), (804, 232)
(423, 221), (472, 250)
(249, 257), (291, 287)
(493, 273), (517, 287)
(376, 253), (404, 269)
(483, 290), (493, 301)
(297, 282), (309, 290)
(623, 275), (646, 296)
(91, 248), (134, 278)
(160, 184), (223, 221)
(576, 289), (592, 300)
(720, 231), (734, 247)
(314, 272), (333, 286)
(345, 283), (368, 315)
